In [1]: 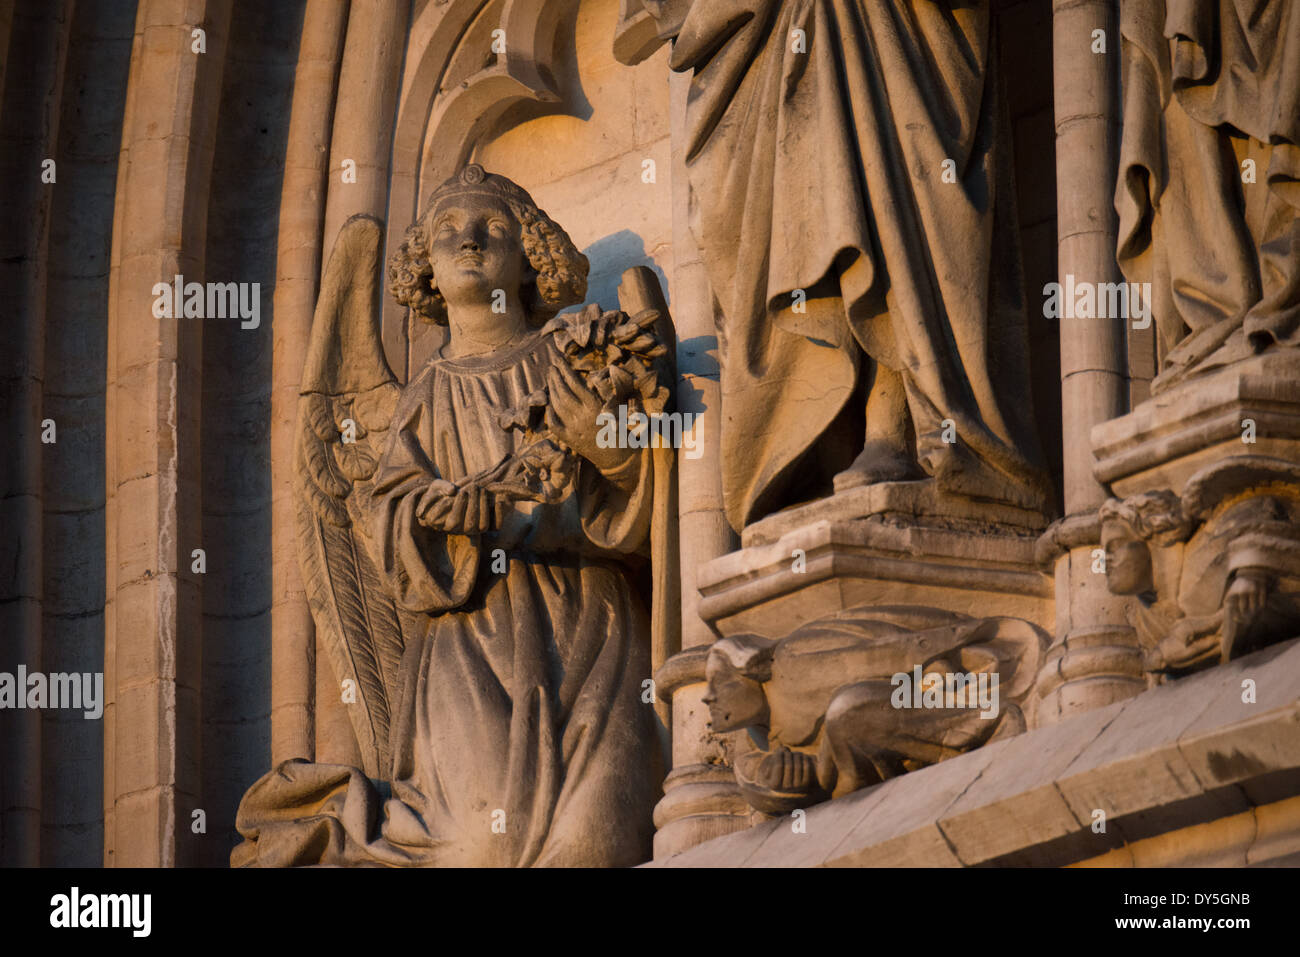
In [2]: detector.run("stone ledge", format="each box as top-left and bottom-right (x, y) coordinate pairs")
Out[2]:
(697, 515), (1051, 638)
(1091, 351), (1300, 496)
(646, 637), (1300, 867)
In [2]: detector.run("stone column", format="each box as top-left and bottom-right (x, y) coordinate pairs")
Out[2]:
(0, 0), (72, 866)
(40, 0), (135, 866)
(269, 0), (348, 770)
(1037, 0), (1142, 723)
(650, 68), (750, 859)
(103, 0), (232, 866)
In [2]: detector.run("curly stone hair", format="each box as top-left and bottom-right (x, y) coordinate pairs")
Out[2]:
(387, 165), (589, 326)
(1099, 489), (1192, 546)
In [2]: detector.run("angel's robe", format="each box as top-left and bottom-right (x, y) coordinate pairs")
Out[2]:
(233, 330), (659, 867)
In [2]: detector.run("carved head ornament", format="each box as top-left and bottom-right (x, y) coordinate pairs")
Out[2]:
(1099, 490), (1191, 597)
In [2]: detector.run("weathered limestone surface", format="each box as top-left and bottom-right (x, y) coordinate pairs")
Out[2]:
(103, 0), (233, 868)
(268, 0), (347, 773)
(6, 0), (1299, 871)
(650, 637), (1300, 867)
(1072, 795), (1300, 867)
(1038, 0), (1135, 726)
(1094, 352), (1300, 498)
(699, 516), (1050, 641)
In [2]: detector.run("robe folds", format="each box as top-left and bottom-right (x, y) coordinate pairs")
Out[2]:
(233, 331), (660, 867)
(668, 0), (1050, 529)
(1117, 0), (1300, 392)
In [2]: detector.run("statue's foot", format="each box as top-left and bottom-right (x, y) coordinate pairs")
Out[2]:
(833, 439), (922, 493)
(917, 435), (1048, 513)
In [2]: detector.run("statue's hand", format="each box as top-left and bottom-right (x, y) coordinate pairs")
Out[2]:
(416, 478), (530, 535)
(1155, 614), (1222, 670)
(753, 746), (818, 794)
(545, 360), (635, 477)
(1225, 571), (1269, 634)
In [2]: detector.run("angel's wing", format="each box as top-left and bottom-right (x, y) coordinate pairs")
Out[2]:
(295, 214), (404, 780)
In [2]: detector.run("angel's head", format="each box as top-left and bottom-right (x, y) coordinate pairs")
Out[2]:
(387, 165), (589, 327)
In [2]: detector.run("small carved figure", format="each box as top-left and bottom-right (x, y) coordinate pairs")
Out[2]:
(702, 605), (1047, 814)
(1100, 462), (1300, 678)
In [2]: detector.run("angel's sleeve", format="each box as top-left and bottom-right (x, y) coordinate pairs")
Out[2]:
(367, 372), (483, 614)
(575, 442), (656, 555)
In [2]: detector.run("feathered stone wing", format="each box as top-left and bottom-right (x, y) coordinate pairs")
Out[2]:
(294, 214), (403, 780)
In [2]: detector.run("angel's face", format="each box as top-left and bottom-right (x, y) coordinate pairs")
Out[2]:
(427, 195), (528, 310)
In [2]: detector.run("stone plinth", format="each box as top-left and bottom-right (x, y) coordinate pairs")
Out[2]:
(1093, 351), (1300, 499)
(697, 482), (1052, 640)
(647, 636), (1300, 867)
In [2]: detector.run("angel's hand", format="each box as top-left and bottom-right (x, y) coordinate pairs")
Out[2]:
(545, 361), (635, 475)
(415, 479), (516, 535)
(414, 479), (457, 523)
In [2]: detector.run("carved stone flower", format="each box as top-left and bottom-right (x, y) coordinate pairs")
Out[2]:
(541, 303), (669, 406)
(496, 389), (549, 434)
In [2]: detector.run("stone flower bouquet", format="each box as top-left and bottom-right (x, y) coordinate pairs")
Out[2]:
(488, 303), (671, 504)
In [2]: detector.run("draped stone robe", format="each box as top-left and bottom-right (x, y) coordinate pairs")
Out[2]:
(665, 0), (1050, 529)
(1117, 0), (1300, 391)
(232, 331), (658, 867)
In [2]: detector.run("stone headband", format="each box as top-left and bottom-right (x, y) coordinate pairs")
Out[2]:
(425, 163), (539, 216)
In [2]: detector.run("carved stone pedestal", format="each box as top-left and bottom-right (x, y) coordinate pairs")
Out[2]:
(697, 481), (1053, 640)
(645, 483), (1057, 846)
(1093, 352), (1300, 499)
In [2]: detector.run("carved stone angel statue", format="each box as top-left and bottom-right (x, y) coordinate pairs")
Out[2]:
(232, 166), (677, 867)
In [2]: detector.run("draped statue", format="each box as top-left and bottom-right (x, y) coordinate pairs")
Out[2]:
(232, 167), (676, 867)
(1117, 0), (1300, 392)
(650, 0), (1052, 530)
